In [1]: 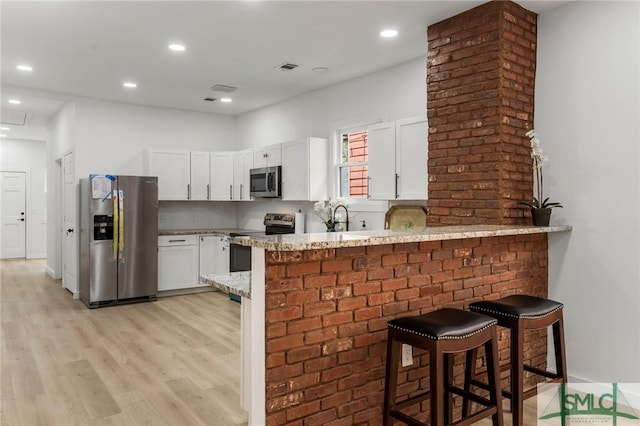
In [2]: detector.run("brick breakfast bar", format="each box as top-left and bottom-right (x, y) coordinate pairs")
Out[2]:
(235, 224), (571, 425)
(231, 1), (571, 424)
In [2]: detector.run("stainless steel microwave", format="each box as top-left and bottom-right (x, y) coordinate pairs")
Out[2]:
(250, 166), (281, 198)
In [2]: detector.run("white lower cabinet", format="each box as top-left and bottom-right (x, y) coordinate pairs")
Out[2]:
(199, 235), (229, 286)
(157, 235), (198, 291)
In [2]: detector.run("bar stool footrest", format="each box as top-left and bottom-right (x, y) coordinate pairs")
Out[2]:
(449, 385), (494, 408)
(389, 409), (428, 426)
(395, 390), (431, 411)
(523, 365), (561, 380)
(452, 406), (499, 426)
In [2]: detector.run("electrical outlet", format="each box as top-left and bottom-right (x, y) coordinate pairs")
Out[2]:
(159, 214), (166, 223)
(191, 214), (198, 222)
(401, 344), (413, 367)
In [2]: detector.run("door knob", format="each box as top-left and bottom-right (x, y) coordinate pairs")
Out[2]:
(20, 212), (24, 215)
(18, 218), (25, 222)
(67, 228), (74, 233)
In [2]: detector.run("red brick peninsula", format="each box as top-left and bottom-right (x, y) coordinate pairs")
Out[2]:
(235, 224), (570, 425)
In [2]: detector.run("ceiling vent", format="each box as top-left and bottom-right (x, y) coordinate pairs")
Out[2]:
(277, 62), (300, 71)
(210, 84), (237, 93)
(1, 109), (27, 126)
(203, 97), (217, 102)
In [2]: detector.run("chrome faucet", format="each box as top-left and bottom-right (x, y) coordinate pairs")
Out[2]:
(333, 205), (349, 232)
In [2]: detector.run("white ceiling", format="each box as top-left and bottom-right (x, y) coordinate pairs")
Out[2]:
(1, 1), (571, 129)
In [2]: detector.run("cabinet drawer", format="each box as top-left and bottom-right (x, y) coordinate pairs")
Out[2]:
(158, 235), (198, 247)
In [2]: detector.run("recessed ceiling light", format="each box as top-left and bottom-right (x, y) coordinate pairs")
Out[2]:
(123, 82), (137, 88)
(16, 65), (33, 72)
(1, 127), (9, 131)
(380, 29), (398, 38)
(220, 98), (232, 103)
(312, 67), (329, 73)
(169, 43), (186, 52)
(8, 99), (21, 105)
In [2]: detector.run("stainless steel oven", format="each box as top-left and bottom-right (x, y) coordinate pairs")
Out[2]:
(229, 239), (252, 272)
(229, 213), (297, 273)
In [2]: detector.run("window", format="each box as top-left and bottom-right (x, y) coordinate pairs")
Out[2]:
(337, 129), (368, 199)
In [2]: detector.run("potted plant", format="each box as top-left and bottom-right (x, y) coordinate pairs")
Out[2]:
(313, 198), (349, 232)
(520, 129), (563, 226)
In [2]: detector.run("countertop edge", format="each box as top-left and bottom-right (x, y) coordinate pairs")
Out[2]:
(234, 224), (572, 251)
(200, 272), (252, 299)
(159, 228), (262, 236)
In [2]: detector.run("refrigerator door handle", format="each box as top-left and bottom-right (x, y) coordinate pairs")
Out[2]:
(116, 189), (125, 263)
(113, 190), (119, 260)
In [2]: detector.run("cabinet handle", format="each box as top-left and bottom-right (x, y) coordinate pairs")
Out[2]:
(395, 173), (399, 199)
(169, 239), (186, 243)
(240, 184), (243, 200)
(230, 185), (233, 200)
(187, 184), (191, 199)
(207, 184), (210, 200)
(367, 176), (371, 199)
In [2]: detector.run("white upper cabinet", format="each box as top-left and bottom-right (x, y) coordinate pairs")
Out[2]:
(253, 143), (282, 169)
(282, 137), (328, 201)
(395, 117), (428, 200)
(210, 151), (234, 200)
(189, 151), (211, 200)
(146, 149), (190, 200)
(367, 117), (427, 200)
(233, 150), (253, 201)
(367, 122), (396, 200)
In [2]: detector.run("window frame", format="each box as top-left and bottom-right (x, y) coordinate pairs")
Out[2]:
(331, 120), (388, 212)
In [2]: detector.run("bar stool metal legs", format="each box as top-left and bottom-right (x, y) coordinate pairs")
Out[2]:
(383, 308), (504, 426)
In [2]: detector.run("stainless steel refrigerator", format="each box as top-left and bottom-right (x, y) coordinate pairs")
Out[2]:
(79, 175), (158, 308)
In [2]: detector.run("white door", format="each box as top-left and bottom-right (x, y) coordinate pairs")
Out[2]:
(62, 152), (77, 295)
(0, 171), (27, 259)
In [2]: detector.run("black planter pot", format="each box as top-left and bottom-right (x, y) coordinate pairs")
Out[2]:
(531, 208), (552, 226)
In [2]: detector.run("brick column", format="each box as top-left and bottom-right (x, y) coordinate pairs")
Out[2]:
(427, 1), (537, 225)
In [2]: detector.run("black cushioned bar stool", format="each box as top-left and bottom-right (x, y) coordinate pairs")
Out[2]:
(468, 295), (567, 426)
(383, 308), (504, 426)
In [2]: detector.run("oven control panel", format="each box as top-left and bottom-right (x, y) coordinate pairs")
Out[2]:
(263, 213), (295, 228)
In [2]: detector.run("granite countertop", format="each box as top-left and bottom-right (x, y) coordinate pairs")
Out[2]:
(159, 228), (263, 236)
(233, 224), (572, 251)
(200, 272), (251, 299)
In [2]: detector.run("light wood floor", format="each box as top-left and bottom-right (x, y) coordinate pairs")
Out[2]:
(1, 259), (248, 426)
(1, 259), (539, 426)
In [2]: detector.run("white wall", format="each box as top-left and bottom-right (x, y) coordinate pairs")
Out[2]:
(46, 102), (76, 278)
(539, 1), (640, 382)
(0, 138), (47, 258)
(73, 100), (237, 178)
(236, 57), (428, 230)
(237, 57), (426, 149)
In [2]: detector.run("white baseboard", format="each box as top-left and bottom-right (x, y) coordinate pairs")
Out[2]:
(45, 266), (61, 280)
(27, 253), (46, 259)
